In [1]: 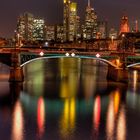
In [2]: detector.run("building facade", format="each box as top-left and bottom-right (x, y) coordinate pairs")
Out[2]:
(97, 21), (107, 39)
(33, 18), (45, 41)
(56, 25), (64, 42)
(46, 25), (55, 41)
(17, 13), (45, 42)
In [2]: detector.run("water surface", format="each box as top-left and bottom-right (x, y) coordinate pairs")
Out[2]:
(0, 58), (140, 140)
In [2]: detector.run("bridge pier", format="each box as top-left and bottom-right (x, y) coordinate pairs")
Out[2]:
(107, 66), (128, 82)
(9, 67), (24, 82)
(9, 51), (24, 82)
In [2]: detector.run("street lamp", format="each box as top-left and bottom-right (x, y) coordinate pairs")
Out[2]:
(121, 33), (126, 69)
(122, 33), (126, 52)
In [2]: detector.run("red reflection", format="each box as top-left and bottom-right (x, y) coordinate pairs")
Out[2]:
(94, 96), (101, 131)
(37, 97), (45, 138)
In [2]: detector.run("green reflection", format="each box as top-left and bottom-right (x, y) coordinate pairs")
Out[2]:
(23, 59), (45, 96)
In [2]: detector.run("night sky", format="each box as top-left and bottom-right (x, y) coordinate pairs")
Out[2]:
(0, 0), (140, 38)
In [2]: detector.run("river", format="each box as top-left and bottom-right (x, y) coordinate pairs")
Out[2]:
(0, 58), (140, 140)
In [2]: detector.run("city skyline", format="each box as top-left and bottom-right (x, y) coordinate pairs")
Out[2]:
(0, 0), (140, 38)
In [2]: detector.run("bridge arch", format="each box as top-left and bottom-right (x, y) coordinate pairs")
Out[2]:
(20, 55), (118, 68)
(127, 63), (140, 68)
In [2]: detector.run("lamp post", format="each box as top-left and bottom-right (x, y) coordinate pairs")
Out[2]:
(121, 33), (126, 69)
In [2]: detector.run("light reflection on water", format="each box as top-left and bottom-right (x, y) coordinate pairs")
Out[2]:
(0, 58), (140, 140)
(11, 101), (24, 140)
(37, 97), (45, 138)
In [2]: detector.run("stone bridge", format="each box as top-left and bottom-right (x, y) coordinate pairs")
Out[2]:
(0, 50), (140, 82)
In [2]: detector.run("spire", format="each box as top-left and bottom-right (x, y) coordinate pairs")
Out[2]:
(88, 0), (91, 7)
(135, 20), (138, 32)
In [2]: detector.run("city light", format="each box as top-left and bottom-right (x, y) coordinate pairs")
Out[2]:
(71, 53), (75, 57)
(44, 42), (49, 47)
(39, 51), (44, 56)
(65, 52), (70, 56)
(96, 53), (100, 58)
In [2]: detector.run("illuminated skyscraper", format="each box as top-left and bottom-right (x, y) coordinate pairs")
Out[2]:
(63, 0), (78, 42)
(63, 0), (70, 41)
(83, 0), (97, 40)
(69, 2), (77, 41)
(119, 15), (130, 34)
(17, 13), (34, 41)
(33, 18), (45, 41)
(17, 13), (45, 41)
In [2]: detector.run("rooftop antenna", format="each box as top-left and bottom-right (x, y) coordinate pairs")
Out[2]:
(135, 20), (138, 32)
(88, 0), (91, 7)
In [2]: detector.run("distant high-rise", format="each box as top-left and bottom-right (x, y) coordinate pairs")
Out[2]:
(83, 0), (97, 40)
(97, 21), (107, 39)
(33, 18), (45, 41)
(119, 15), (130, 34)
(17, 13), (45, 42)
(63, 0), (78, 42)
(56, 25), (64, 42)
(46, 25), (55, 41)
(76, 16), (81, 40)
(109, 28), (118, 39)
(17, 13), (34, 41)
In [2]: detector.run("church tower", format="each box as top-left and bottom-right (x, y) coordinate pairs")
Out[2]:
(119, 15), (130, 34)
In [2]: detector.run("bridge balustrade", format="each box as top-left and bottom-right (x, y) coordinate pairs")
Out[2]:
(0, 47), (140, 82)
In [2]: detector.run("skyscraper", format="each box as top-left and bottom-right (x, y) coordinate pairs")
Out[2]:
(63, 0), (70, 42)
(69, 2), (77, 41)
(83, 0), (97, 40)
(63, 0), (77, 42)
(17, 13), (34, 41)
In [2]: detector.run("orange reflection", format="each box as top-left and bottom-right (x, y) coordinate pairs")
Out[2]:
(116, 59), (121, 67)
(133, 70), (138, 92)
(106, 95), (115, 140)
(117, 105), (126, 140)
(37, 97), (45, 138)
(93, 96), (101, 131)
(11, 101), (24, 140)
(59, 98), (76, 138)
(106, 90), (121, 140)
(114, 90), (120, 115)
